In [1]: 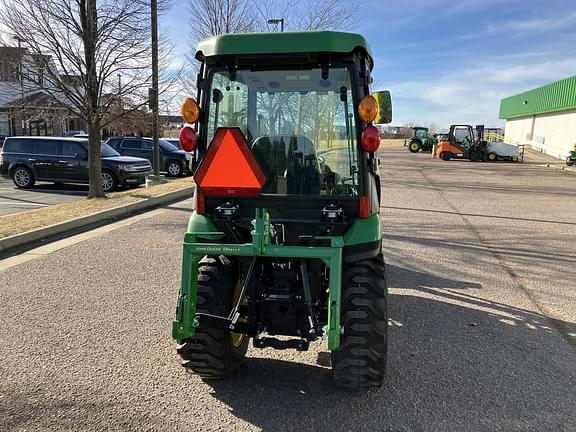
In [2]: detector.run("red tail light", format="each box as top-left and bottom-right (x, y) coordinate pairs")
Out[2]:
(194, 189), (205, 214)
(361, 125), (381, 153)
(359, 196), (370, 218)
(179, 126), (198, 152)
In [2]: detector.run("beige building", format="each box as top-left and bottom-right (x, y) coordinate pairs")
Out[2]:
(499, 75), (576, 159)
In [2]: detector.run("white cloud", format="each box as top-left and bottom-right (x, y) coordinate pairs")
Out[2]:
(381, 57), (576, 128)
(487, 12), (576, 34)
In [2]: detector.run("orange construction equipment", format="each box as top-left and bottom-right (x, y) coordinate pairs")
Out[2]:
(435, 124), (486, 161)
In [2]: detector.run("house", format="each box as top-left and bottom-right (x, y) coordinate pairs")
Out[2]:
(0, 46), (85, 137)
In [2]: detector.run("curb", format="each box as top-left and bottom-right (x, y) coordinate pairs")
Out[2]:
(0, 186), (194, 254)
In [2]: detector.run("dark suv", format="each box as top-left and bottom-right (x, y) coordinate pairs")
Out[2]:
(105, 136), (194, 176)
(0, 136), (152, 192)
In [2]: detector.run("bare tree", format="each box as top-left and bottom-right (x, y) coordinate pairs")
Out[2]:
(253, 0), (359, 32)
(183, 0), (358, 95)
(0, 0), (175, 198)
(187, 0), (255, 49)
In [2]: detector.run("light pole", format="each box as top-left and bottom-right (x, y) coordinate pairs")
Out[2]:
(117, 73), (122, 110)
(13, 35), (25, 135)
(147, 0), (166, 185)
(267, 18), (284, 32)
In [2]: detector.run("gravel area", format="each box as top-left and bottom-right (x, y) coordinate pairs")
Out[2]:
(1, 148), (575, 431)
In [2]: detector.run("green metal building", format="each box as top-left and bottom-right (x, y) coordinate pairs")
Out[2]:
(499, 75), (576, 158)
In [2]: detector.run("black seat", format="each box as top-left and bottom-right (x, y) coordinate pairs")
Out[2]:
(252, 135), (321, 194)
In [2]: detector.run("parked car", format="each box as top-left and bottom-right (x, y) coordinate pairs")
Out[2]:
(164, 138), (181, 149)
(105, 136), (194, 176)
(64, 130), (86, 137)
(0, 136), (152, 192)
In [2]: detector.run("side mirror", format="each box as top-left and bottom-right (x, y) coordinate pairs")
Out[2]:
(75, 153), (88, 161)
(373, 90), (392, 124)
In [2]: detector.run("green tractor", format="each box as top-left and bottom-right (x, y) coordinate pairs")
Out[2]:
(405, 127), (436, 153)
(172, 31), (392, 390)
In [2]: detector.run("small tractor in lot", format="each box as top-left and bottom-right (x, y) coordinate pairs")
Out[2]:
(567, 144), (576, 166)
(171, 31), (392, 390)
(405, 126), (435, 153)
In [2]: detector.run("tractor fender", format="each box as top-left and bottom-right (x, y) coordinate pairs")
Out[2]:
(342, 214), (382, 263)
(186, 211), (225, 241)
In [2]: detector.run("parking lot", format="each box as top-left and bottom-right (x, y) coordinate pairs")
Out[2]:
(0, 177), (88, 216)
(1, 146), (575, 431)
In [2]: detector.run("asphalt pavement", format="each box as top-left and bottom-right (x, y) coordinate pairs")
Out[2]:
(1, 147), (575, 431)
(0, 177), (87, 216)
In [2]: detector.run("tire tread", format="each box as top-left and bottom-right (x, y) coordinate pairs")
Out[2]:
(332, 254), (388, 390)
(176, 256), (248, 379)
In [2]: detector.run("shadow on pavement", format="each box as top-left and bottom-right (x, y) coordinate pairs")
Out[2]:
(201, 265), (576, 431)
(0, 391), (165, 431)
(383, 205), (576, 227)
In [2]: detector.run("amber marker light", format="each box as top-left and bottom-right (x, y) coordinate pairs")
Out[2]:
(358, 95), (379, 123)
(181, 97), (200, 123)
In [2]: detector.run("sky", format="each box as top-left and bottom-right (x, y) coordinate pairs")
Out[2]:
(161, 0), (576, 130)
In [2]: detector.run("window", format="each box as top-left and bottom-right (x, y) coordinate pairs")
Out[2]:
(0, 61), (19, 82)
(5, 139), (35, 153)
(415, 129), (428, 139)
(141, 140), (153, 150)
(121, 140), (141, 150)
(160, 140), (179, 151)
(101, 143), (120, 157)
(36, 140), (60, 155)
(62, 142), (85, 157)
(206, 67), (359, 196)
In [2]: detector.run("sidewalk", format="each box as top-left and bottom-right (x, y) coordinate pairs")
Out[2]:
(0, 180), (194, 255)
(522, 147), (576, 173)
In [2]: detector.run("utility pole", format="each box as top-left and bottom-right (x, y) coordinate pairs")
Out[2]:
(13, 35), (25, 135)
(147, 0), (166, 185)
(117, 73), (121, 109)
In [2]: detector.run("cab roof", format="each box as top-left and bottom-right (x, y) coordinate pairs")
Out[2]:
(196, 31), (373, 69)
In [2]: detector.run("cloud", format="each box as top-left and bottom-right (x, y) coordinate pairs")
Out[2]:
(383, 57), (576, 127)
(488, 12), (576, 34)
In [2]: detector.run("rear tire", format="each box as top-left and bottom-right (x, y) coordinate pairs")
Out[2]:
(440, 151), (451, 161)
(487, 152), (497, 161)
(12, 166), (35, 188)
(332, 254), (388, 390)
(408, 141), (421, 153)
(177, 256), (248, 379)
(166, 160), (183, 177)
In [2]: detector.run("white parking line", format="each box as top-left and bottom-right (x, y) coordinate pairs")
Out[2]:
(0, 201), (48, 207)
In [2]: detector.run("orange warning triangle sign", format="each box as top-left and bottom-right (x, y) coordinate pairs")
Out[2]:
(195, 128), (267, 197)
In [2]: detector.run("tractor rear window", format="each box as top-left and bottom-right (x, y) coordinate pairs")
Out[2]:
(206, 68), (359, 196)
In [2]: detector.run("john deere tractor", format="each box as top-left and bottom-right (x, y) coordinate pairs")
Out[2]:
(172, 31), (392, 390)
(405, 127), (435, 153)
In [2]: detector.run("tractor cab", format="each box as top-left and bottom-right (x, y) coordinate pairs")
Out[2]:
(406, 126), (434, 153)
(179, 31), (391, 244)
(413, 127), (429, 140)
(172, 31), (392, 390)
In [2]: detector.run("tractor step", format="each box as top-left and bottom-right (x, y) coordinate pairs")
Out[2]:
(253, 337), (309, 351)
